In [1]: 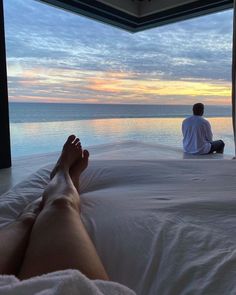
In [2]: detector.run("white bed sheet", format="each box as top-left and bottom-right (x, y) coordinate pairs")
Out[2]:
(1, 143), (236, 295)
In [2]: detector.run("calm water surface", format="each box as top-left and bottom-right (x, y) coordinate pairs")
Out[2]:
(10, 103), (231, 122)
(10, 117), (234, 157)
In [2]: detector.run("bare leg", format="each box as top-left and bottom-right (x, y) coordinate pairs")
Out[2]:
(18, 135), (109, 281)
(70, 149), (89, 194)
(0, 199), (42, 275)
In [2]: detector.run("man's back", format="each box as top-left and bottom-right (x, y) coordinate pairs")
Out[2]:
(182, 115), (212, 154)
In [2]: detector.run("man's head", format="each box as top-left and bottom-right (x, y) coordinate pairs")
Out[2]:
(193, 103), (204, 116)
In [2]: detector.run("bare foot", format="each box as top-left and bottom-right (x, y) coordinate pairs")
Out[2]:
(50, 135), (82, 179)
(70, 149), (89, 193)
(17, 198), (43, 225)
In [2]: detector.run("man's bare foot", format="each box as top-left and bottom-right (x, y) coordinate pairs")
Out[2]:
(17, 198), (43, 225)
(70, 149), (89, 192)
(50, 135), (82, 179)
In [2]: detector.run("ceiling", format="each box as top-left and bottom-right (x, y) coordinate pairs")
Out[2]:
(39, 0), (233, 32)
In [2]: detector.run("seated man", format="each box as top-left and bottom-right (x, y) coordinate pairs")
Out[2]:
(182, 103), (225, 155)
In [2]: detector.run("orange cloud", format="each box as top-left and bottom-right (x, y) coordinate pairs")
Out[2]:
(9, 66), (231, 105)
(86, 71), (231, 100)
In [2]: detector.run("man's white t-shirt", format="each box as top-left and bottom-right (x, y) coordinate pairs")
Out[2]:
(182, 115), (213, 154)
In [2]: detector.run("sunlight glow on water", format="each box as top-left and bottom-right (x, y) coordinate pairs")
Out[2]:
(10, 117), (234, 157)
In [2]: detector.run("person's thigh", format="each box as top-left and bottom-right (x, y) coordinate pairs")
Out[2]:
(18, 200), (108, 281)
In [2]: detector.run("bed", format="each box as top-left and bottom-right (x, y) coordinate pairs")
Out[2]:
(1, 141), (236, 295)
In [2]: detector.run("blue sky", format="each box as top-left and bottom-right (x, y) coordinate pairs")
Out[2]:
(4, 0), (234, 105)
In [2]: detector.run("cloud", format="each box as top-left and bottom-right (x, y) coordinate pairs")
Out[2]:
(4, 0), (233, 104)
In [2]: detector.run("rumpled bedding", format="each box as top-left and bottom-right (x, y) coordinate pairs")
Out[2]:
(0, 269), (135, 294)
(1, 143), (236, 295)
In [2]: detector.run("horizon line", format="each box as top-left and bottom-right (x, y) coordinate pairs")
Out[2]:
(9, 101), (231, 106)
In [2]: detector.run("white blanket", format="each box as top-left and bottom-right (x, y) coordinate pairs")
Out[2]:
(0, 269), (135, 294)
(1, 142), (236, 295)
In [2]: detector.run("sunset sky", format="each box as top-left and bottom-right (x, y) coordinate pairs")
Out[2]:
(4, 0), (234, 105)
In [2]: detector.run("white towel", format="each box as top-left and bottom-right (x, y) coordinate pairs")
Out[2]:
(0, 269), (136, 295)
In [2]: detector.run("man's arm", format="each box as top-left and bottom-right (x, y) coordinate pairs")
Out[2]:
(182, 119), (186, 136)
(204, 121), (213, 141)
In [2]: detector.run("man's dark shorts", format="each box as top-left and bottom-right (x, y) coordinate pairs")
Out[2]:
(208, 140), (225, 154)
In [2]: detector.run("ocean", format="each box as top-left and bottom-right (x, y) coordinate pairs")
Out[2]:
(9, 103), (234, 157)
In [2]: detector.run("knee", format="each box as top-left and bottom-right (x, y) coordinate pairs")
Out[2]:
(49, 196), (79, 211)
(220, 140), (225, 147)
